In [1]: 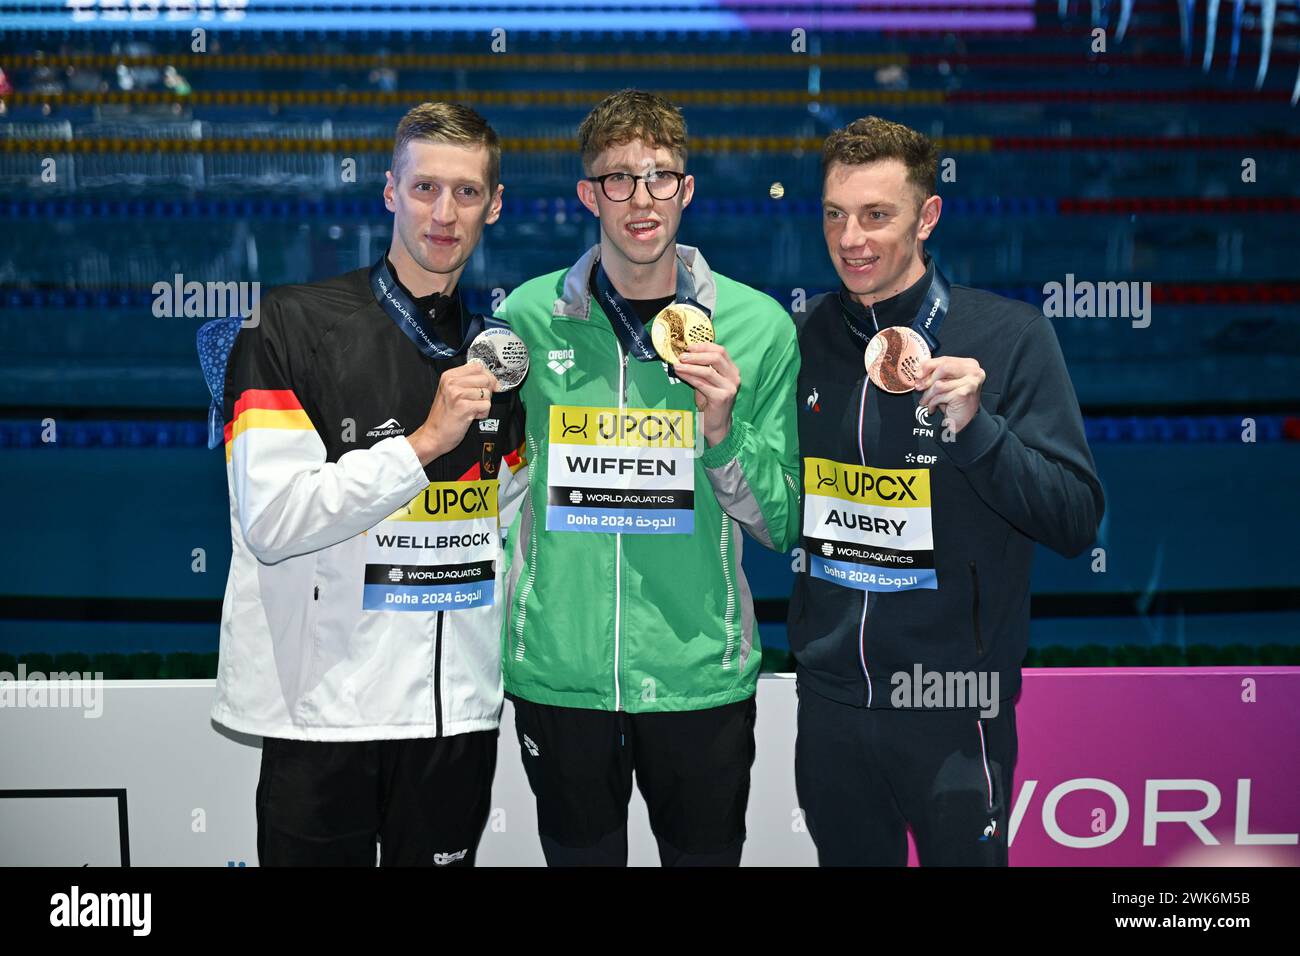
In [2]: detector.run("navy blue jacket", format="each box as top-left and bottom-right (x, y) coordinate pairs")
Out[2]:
(789, 257), (1104, 707)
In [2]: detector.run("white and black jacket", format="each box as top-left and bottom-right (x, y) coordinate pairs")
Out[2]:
(211, 267), (525, 741)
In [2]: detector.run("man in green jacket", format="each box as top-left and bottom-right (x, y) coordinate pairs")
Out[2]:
(494, 89), (800, 865)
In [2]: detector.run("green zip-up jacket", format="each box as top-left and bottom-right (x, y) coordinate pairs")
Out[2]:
(495, 243), (800, 713)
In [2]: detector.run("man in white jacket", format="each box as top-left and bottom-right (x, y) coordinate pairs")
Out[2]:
(210, 103), (525, 866)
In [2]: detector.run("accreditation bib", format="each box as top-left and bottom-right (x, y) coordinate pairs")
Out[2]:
(802, 456), (936, 591)
(546, 404), (695, 534)
(362, 479), (498, 611)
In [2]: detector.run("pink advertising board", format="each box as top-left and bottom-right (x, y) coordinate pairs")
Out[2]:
(904, 667), (1300, 866)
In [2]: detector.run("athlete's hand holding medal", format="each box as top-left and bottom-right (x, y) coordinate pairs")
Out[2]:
(407, 328), (529, 466)
(913, 354), (985, 436)
(847, 258), (983, 437)
(373, 254), (531, 465)
(862, 325), (984, 435)
(408, 363), (499, 465)
(653, 303), (740, 448)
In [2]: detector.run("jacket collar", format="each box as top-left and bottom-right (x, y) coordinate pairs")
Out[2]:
(552, 242), (718, 320)
(385, 255), (462, 323)
(837, 252), (934, 331)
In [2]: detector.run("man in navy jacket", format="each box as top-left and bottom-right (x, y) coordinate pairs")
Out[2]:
(789, 116), (1104, 866)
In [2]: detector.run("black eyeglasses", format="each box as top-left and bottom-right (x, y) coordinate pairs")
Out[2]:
(585, 170), (686, 202)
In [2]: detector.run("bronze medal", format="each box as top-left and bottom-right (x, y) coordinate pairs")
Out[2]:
(864, 325), (930, 394)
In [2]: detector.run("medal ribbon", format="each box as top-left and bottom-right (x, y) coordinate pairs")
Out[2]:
(369, 255), (484, 360)
(837, 256), (951, 355)
(594, 255), (711, 362)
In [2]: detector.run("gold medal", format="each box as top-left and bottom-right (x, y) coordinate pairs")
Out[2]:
(864, 326), (930, 394)
(650, 303), (714, 364)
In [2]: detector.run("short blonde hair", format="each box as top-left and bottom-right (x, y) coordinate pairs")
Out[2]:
(391, 101), (500, 190)
(577, 89), (687, 174)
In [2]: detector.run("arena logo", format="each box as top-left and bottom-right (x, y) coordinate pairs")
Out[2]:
(151, 273), (261, 327)
(1008, 777), (1297, 849)
(0, 664), (103, 718)
(547, 349), (575, 375)
(1041, 274), (1152, 329)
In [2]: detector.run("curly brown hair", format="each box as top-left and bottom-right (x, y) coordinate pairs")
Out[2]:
(821, 116), (937, 209)
(578, 89), (687, 174)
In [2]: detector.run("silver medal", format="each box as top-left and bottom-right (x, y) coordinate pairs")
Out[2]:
(466, 327), (529, 391)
